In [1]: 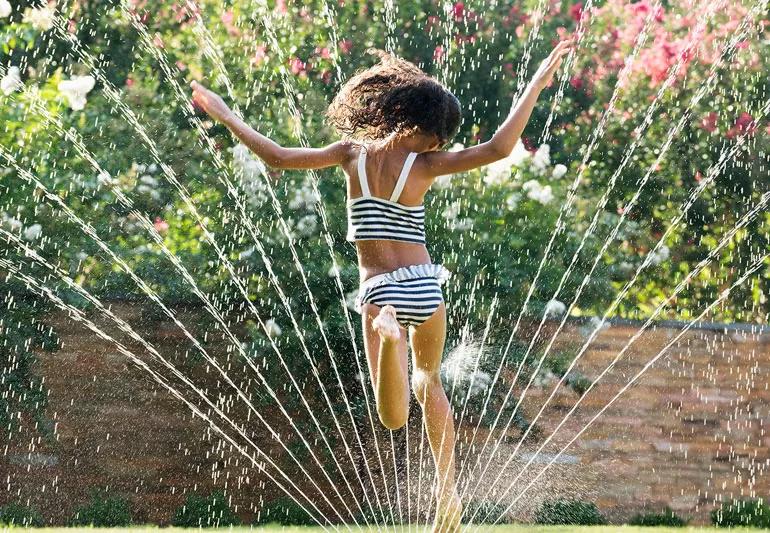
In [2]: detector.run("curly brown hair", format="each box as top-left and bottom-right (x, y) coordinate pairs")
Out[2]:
(326, 49), (461, 145)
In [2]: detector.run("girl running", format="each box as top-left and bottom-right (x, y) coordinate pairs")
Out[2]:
(191, 36), (572, 532)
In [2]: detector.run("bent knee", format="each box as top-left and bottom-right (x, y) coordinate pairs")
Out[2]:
(378, 407), (408, 430)
(412, 369), (442, 403)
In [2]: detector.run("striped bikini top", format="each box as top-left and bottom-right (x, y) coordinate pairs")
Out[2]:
(346, 148), (426, 245)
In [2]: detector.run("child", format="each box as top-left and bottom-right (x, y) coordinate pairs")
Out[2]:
(191, 36), (572, 532)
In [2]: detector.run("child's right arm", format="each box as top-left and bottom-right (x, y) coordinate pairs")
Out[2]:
(422, 37), (574, 178)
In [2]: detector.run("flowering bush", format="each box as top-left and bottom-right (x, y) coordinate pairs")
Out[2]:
(563, 0), (770, 320)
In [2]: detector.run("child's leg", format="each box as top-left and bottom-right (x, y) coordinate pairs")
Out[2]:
(409, 303), (461, 532)
(363, 303), (410, 430)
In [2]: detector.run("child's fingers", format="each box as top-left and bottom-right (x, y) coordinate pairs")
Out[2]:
(190, 80), (211, 94)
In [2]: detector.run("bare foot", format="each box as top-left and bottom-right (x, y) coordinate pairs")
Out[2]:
(372, 305), (401, 342)
(434, 490), (462, 533)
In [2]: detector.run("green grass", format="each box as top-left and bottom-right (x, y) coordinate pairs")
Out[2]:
(19, 527), (756, 532)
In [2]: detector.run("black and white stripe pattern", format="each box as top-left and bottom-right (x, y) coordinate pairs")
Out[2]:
(347, 197), (426, 244)
(346, 147), (426, 244)
(355, 264), (451, 328)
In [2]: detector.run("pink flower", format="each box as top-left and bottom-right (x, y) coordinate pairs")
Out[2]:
(126, 77), (134, 87)
(631, 0), (650, 17)
(176, 60), (187, 71)
(339, 39), (352, 55)
(570, 75), (584, 90)
(315, 46), (331, 59)
(726, 112), (757, 138)
(453, 2), (464, 21)
(154, 217), (169, 234)
(321, 70), (332, 85)
(275, 0), (287, 14)
(152, 33), (164, 49)
(251, 45), (268, 66)
(700, 112), (718, 132)
(289, 57), (307, 77)
(434, 45), (445, 62)
(694, 170), (702, 182)
(504, 63), (515, 77)
(221, 9), (240, 36)
(569, 2), (583, 22)
(654, 4), (665, 22)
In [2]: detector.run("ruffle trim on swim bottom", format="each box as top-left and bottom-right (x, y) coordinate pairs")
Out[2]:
(355, 263), (452, 314)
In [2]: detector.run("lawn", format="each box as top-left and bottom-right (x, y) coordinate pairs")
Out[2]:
(25, 527), (753, 532)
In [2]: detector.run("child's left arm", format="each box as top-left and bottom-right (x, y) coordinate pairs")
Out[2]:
(191, 80), (351, 170)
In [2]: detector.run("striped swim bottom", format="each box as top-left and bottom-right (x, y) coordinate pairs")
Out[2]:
(354, 264), (451, 328)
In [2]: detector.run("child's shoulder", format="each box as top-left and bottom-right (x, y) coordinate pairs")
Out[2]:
(333, 139), (361, 161)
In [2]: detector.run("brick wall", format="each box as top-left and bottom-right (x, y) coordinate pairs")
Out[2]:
(3, 304), (768, 525)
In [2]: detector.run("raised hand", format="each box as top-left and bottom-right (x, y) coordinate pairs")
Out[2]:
(531, 37), (575, 91)
(190, 80), (233, 123)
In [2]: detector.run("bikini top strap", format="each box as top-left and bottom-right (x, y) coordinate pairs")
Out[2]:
(390, 152), (418, 202)
(357, 147), (371, 197)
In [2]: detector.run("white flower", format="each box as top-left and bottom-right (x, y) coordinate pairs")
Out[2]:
(96, 171), (116, 187)
(137, 184), (160, 200)
(0, 212), (22, 231)
(552, 163), (567, 179)
(139, 175), (158, 186)
(239, 246), (255, 260)
(451, 218), (473, 231)
(483, 139), (530, 185)
(264, 319), (282, 338)
(23, 5), (55, 31)
(433, 173), (452, 189)
(522, 179), (554, 205)
(484, 157), (514, 185)
(295, 214), (317, 236)
(531, 143), (551, 172)
(23, 223), (42, 241)
(648, 244), (670, 265)
(508, 139), (531, 166)
(58, 75), (96, 110)
(1, 66), (22, 95)
(75, 251), (88, 261)
(327, 264), (340, 278)
(505, 192), (521, 210)
(544, 299), (566, 317)
(442, 200), (461, 221)
(449, 142), (464, 152)
(289, 181), (320, 210)
(0, 1), (12, 19)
